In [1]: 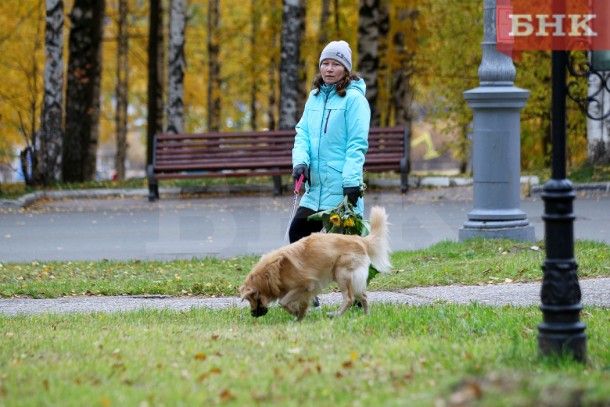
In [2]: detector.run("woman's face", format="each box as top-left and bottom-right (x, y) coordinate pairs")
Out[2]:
(320, 59), (346, 85)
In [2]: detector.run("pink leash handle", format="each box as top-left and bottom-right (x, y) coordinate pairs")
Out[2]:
(294, 173), (304, 194)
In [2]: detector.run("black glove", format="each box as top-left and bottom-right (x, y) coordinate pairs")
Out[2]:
(292, 164), (309, 184)
(343, 186), (362, 206)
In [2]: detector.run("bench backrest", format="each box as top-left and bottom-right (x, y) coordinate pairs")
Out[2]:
(152, 126), (407, 173)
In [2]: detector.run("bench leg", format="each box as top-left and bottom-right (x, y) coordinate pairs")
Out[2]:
(400, 157), (410, 194)
(149, 183), (159, 202)
(147, 164), (160, 202)
(273, 175), (283, 196)
(400, 173), (409, 193)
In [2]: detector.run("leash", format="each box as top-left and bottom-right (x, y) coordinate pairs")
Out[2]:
(284, 173), (304, 243)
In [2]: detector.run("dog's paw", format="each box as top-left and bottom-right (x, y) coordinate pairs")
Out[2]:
(281, 303), (299, 317)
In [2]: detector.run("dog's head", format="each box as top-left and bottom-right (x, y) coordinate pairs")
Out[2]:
(240, 284), (269, 317)
(240, 255), (284, 318)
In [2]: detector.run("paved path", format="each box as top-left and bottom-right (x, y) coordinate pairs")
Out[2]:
(1, 186), (609, 262)
(1, 278), (608, 315)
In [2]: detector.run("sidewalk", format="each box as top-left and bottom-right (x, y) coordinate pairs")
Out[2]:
(2, 278), (609, 316)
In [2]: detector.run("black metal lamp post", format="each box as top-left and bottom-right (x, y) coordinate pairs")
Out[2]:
(539, 46), (610, 361)
(538, 50), (587, 362)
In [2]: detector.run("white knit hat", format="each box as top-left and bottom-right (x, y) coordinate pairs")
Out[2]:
(319, 40), (352, 71)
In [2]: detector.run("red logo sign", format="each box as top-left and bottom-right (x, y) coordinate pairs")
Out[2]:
(496, 0), (610, 55)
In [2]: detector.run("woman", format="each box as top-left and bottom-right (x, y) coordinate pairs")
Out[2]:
(288, 40), (371, 244)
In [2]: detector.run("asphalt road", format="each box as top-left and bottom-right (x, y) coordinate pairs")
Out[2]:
(1, 187), (609, 262)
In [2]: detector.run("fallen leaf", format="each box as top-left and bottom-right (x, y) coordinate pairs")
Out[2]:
(219, 389), (235, 402)
(342, 360), (354, 369)
(449, 380), (483, 405)
(194, 353), (207, 361)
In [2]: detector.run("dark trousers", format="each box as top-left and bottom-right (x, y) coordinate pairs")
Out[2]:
(288, 206), (324, 243)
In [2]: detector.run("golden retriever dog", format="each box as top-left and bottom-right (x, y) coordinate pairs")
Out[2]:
(240, 206), (391, 320)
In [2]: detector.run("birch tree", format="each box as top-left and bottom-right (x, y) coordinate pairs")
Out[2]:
(167, 0), (186, 134)
(115, 0), (128, 181)
(36, 0), (64, 185)
(63, 0), (105, 182)
(278, 0), (302, 130)
(586, 72), (610, 164)
(358, 0), (381, 126)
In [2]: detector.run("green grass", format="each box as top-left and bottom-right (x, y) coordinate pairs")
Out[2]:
(1, 304), (609, 406)
(1, 239), (609, 299)
(566, 163), (610, 183)
(2, 239), (609, 405)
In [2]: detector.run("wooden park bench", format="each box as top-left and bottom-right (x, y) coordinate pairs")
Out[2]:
(147, 126), (410, 201)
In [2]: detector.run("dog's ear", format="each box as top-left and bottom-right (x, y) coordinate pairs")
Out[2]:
(240, 286), (256, 301)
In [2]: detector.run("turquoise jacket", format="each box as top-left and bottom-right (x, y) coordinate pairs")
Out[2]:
(292, 79), (370, 215)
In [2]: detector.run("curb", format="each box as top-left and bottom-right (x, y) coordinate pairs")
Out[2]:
(2, 177), (609, 210)
(0, 185), (277, 210)
(529, 182), (610, 195)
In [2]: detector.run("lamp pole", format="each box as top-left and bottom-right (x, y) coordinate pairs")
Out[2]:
(460, 0), (535, 243)
(538, 50), (587, 362)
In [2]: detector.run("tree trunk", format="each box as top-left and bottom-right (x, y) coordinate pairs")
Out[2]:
(296, 1), (307, 118)
(250, 0), (259, 130)
(63, 0), (105, 182)
(318, 0), (331, 48)
(115, 0), (128, 182)
(278, 0), (302, 130)
(391, 6), (414, 128)
(377, 0), (390, 126)
(37, 0), (64, 185)
(358, 0), (380, 126)
(390, 4), (417, 176)
(147, 0), (164, 167)
(167, 0), (186, 134)
(207, 0), (221, 131)
(267, 31), (279, 131)
(586, 71), (610, 163)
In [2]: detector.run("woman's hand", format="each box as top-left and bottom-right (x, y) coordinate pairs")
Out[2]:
(343, 186), (361, 206)
(292, 164), (310, 184)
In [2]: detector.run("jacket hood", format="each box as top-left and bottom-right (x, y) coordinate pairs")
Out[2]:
(349, 78), (366, 96)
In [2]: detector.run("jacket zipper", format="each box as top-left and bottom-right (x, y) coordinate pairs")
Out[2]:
(315, 89), (332, 200)
(324, 110), (332, 134)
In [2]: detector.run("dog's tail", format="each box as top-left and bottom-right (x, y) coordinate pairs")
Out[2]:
(363, 206), (392, 273)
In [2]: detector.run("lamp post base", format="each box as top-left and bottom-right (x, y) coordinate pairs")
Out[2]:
(459, 222), (535, 241)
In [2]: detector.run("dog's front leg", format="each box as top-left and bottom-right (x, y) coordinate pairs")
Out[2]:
(279, 289), (310, 319)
